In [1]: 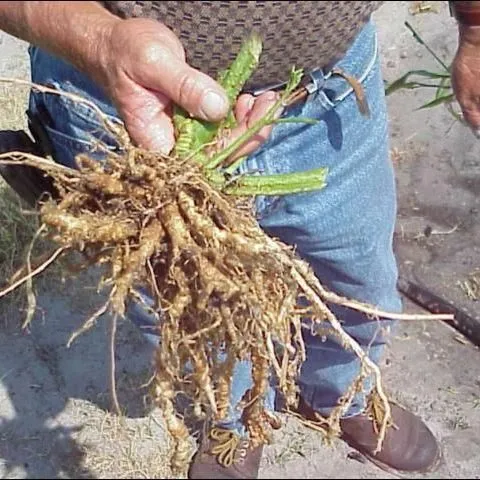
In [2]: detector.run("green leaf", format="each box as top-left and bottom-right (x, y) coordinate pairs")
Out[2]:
(217, 33), (263, 105)
(284, 67), (304, 96)
(173, 34), (263, 160)
(273, 117), (320, 125)
(385, 70), (450, 96)
(402, 70), (450, 79)
(416, 93), (455, 110)
(435, 76), (452, 100)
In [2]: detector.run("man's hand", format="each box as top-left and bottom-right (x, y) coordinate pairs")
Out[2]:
(98, 17), (278, 155)
(0, 3), (277, 158)
(452, 24), (480, 134)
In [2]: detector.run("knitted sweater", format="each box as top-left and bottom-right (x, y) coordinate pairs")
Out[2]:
(99, 1), (382, 87)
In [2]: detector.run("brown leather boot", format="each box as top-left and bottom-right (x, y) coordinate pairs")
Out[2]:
(188, 427), (263, 479)
(298, 397), (442, 475)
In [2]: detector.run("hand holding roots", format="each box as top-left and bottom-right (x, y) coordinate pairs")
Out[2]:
(0, 35), (454, 477)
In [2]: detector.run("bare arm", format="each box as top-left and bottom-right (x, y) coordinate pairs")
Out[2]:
(0, 1), (280, 155)
(0, 2), (118, 83)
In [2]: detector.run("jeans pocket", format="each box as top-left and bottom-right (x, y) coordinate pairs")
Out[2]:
(28, 80), (120, 169)
(42, 121), (111, 169)
(236, 152), (286, 223)
(321, 27), (379, 110)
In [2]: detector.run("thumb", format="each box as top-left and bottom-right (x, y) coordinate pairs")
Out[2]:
(134, 45), (230, 122)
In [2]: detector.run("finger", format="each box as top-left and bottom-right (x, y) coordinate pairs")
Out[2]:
(118, 86), (175, 153)
(133, 109), (175, 153)
(226, 91), (280, 161)
(247, 90), (282, 124)
(234, 94), (255, 123)
(133, 44), (230, 122)
(451, 56), (480, 132)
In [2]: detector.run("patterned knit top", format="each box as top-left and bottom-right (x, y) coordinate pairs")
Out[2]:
(99, 1), (382, 88)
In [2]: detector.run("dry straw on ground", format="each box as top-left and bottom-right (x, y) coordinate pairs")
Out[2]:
(0, 35), (454, 477)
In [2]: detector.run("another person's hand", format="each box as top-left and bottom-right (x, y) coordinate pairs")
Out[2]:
(452, 24), (480, 135)
(97, 17), (278, 155)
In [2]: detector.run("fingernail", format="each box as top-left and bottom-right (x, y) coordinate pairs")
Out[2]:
(147, 131), (173, 155)
(265, 91), (278, 101)
(158, 142), (172, 155)
(146, 141), (171, 155)
(273, 106), (284, 120)
(200, 91), (229, 120)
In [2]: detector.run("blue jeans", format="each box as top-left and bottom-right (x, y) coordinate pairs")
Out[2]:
(27, 19), (402, 433)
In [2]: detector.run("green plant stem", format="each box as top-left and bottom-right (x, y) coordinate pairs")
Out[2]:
(207, 168), (328, 196)
(417, 93), (455, 110)
(224, 155), (248, 175)
(203, 97), (285, 170)
(203, 67), (304, 171)
(404, 21), (450, 72)
(435, 76), (450, 100)
(221, 118), (319, 175)
(204, 101), (317, 171)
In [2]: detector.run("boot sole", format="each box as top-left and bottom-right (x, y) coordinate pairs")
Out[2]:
(350, 441), (444, 479)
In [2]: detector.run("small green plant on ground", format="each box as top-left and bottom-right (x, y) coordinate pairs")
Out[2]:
(385, 21), (462, 122)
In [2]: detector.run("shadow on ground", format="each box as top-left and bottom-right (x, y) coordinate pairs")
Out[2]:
(0, 270), (164, 478)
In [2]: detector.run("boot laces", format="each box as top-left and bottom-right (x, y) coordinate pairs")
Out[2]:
(209, 427), (250, 467)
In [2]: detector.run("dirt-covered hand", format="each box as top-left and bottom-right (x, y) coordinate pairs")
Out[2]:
(452, 25), (480, 135)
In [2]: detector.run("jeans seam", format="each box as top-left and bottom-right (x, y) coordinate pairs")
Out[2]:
(35, 79), (118, 130)
(335, 33), (379, 104)
(321, 31), (379, 110)
(42, 122), (93, 148)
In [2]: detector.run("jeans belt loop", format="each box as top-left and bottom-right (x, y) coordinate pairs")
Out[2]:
(244, 65), (327, 106)
(304, 67), (326, 100)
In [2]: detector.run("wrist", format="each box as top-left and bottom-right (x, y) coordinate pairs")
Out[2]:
(458, 23), (480, 48)
(21, 2), (121, 83)
(450, 1), (480, 26)
(84, 16), (122, 85)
